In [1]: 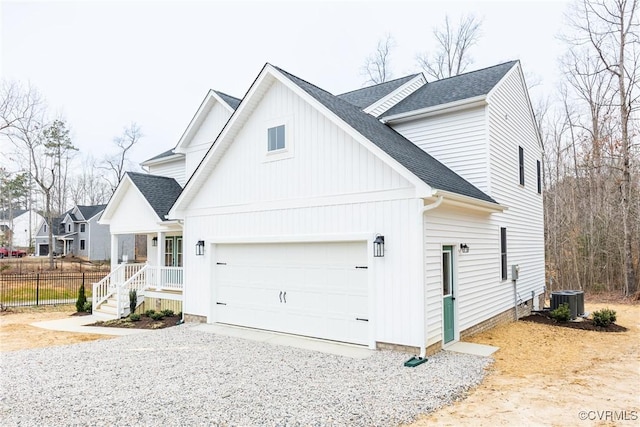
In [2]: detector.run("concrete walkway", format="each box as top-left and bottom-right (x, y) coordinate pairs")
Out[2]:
(191, 323), (374, 360)
(444, 341), (499, 357)
(31, 315), (149, 336)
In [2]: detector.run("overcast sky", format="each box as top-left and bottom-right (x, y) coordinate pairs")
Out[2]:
(1, 0), (571, 169)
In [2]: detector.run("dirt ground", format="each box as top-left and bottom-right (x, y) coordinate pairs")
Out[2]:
(411, 300), (640, 427)
(1, 300), (639, 426)
(0, 256), (110, 274)
(0, 305), (112, 352)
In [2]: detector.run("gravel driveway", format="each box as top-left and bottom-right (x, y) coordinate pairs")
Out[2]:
(0, 325), (490, 426)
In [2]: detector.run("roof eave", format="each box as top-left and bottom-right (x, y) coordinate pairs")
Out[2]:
(381, 95), (487, 124)
(363, 74), (427, 116)
(431, 189), (506, 213)
(140, 153), (184, 167)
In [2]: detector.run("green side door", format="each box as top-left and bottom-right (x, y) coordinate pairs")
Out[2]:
(442, 246), (454, 344)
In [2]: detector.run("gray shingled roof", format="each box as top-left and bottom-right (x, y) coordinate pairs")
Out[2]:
(215, 90), (242, 110)
(337, 74), (421, 109)
(77, 204), (106, 221)
(0, 209), (27, 220)
(275, 66), (497, 204)
(143, 148), (177, 164)
(127, 172), (183, 220)
(382, 61), (517, 118)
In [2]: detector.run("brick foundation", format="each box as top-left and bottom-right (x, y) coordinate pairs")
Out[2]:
(376, 341), (420, 355)
(460, 297), (535, 340)
(183, 313), (207, 323)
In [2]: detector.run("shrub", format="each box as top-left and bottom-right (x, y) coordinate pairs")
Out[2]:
(76, 284), (87, 312)
(161, 309), (174, 317)
(592, 308), (617, 327)
(130, 313), (141, 321)
(150, 312), (165, 321)
(550, 303), (571, 322)
(129, 290), (137, 314)
(83, 301), (92, 313)
(145, 309), (156, 317)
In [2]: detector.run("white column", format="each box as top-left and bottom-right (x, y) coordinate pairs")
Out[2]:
(111, 234), (118, 271)
(157, 231), (165, 267)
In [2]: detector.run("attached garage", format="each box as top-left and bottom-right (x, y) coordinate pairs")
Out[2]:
(213, 241), (370, 345)
(38, 244), (49, 256)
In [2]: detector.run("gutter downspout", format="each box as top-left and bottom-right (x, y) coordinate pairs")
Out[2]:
(417, 196), (444, 359)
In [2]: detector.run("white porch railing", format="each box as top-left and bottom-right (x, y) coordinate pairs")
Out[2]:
(92, 263), (183, 318)
(146, 266), (184, 291)
(92, 263), (146, 313)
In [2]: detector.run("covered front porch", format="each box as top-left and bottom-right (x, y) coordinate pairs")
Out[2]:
(93, 228), (184, 319)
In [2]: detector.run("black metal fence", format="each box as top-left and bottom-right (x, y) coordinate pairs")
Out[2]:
(0, 272), (108, 307)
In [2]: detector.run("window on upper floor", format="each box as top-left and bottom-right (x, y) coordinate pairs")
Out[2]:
(518, 146), (525, 186)
(43, 224), (47, 233)
(536, 160), (541, 194)
(500, 227), (508, 280)
(68, 224), (71, 233)
(80, 223), (86, 233)
(267, 125), (285, 152)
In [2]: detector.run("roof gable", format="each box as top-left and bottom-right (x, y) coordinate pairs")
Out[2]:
(382, 61), (518, 119)
(174, 89), (240, 153)
(170, 64), (497, 215)
(275, 67), (497, 204)
(77, 204), (106, 221)
(126, 172), (183, 221)
(338, 74), (421, 109)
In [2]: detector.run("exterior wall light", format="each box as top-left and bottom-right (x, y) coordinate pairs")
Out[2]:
(196, 240), (205, 256)
(373, 235), (385, 257)
(152, 237), (158, 247)
(460, 243), (469, 254)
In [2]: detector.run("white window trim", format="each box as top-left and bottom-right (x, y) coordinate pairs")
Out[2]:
(264, 117), (294, 162)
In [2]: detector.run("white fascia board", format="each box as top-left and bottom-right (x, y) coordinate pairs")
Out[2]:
(362, 74), (426, 115)
(380, 95), (487, 124)
(174, 90), (235, 154)
(432, 189), (507, 213)
(140, 153), (184, 167)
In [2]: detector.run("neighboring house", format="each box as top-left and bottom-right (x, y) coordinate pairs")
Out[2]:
(101, 61), (544, 356)
(34, 204), (134, 261)
(0, 209), (44, 249)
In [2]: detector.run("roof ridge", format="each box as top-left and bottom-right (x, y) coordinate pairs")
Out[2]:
(273, 66), (338, 98)
(429, 60), (518, 85)
(337, 73), (421, 96)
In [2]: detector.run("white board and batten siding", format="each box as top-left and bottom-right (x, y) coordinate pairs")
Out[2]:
(487, 66), (545, 309)
(391, 106), (490, 194)
(181, 79), (426, 348)
(183, 101), (234, 178)
(147, 158), (186, 186)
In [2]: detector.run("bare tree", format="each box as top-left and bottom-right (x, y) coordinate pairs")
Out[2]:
(42, 119), (77, 215)
(69, 155), (111, 206)
(102, 123), (143, 194)
(361, 34), (395, 85)
(568, 0), (639, 295)
(416, 14), (483, 80)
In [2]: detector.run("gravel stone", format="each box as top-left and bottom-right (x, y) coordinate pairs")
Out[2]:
(0, 324), (491, 426)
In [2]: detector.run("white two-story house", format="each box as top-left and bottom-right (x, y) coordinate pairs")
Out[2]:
(100, 61), (544, 356)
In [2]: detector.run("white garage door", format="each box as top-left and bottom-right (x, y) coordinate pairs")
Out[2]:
(214, 241), (369, 345)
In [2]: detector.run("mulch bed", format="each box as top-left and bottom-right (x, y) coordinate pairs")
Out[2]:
(88, 314), (181, 330)
(521, 311), (627, 332)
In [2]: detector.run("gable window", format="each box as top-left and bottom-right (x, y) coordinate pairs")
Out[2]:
(500, 227), (507, 280)
(68, 224), (71, 233)
(267, 125), (285, 151)
(536, 160), (541, 194)
(43, 224), (47, 233)
(80, 223), (86, 233)
(80, 240), (85, 251)
(518, 146), (525, 186)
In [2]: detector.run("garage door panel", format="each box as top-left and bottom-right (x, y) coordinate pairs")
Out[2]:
(215, 241), (369, 345)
